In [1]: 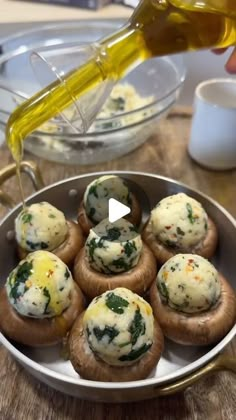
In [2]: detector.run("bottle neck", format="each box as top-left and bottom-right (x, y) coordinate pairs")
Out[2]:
(99, 25), (150, 81)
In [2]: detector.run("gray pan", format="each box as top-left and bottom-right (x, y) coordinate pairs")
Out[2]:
(0, 164), (235, 402)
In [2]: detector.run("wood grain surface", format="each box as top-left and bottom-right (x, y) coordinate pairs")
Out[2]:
(0, 109), (235, 419)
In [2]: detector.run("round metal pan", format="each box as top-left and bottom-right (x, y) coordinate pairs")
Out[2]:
(0, 162), (235, 402)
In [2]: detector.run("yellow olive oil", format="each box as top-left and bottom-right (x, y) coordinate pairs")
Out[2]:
(6, 0), (236, 169)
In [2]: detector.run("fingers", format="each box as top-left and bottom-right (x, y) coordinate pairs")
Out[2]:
(212, 48), (227, 55)
(225, 47), (236, 74)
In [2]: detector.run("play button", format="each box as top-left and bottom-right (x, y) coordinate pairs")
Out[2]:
(108, 198), (131, 223)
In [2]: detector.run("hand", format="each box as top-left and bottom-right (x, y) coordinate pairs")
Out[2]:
(213, 47), (236, 73)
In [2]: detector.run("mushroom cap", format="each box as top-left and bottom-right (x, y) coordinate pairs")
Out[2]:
(142, 217), (218, 264)
(0, 283), (85, 346)
(15, 202), (68, 252)
(73, 244), (157, 299)
(69, 312), (164, 382)
(78, 192), (142, 236)
(149, 274), (236, 346)
(18, 221), (84, 266)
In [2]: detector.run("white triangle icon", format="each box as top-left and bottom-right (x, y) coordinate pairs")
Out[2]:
(108, 198), (131, 223)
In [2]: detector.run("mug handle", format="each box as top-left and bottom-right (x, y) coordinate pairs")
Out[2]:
(154, 353), (236, 396)
(0, 161), (44, 209)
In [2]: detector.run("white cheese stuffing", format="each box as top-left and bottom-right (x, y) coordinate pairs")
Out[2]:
(85, 218), (142, 274)
(94, 83), (154, 120)
(84, 175), (131, 223)
(6, 250), (74, 319)
(150, 193), (208, 250)
(157, 254), (221, 314)
(83, 287), (154, 366)
(15, 202), (68, 252)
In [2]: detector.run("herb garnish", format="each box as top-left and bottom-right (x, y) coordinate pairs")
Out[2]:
(129, 226), (138, 233)
(9, 261), (33, 301)
(119, 343), (151, 362)
(26, 240), (48, 250)
(93, 326), (119, 343)
(124, 241), (137, 257)
(157, 281), (169, 300)
(176, 226), (185, 236)
(111, 97), (125, 111)
(129, 308), (145, 346)
(186, 203), (196, 224)
(88, 207), (96, 220)
(88, 238), (105, 262)
(43, 287), (51, 314)
(65, 268), (70, 279)
(112, 258), (130, 271)
(21, 213), (33, 224)
(102, 227), (121, 242)
(105, 292), (129, 314)
(48, 214), (56, 219)
(88, 185), (98, 198)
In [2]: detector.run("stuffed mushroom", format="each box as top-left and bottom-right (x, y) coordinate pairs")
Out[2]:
(15, 202), (84, 265)
(0, 250), (85, 346)
(69, 287), (164, 381)
(74, 218), (157, 299)
(77, 175), (142, 235)
(149, 254), (236, 345)
(142, 193), (217, 264)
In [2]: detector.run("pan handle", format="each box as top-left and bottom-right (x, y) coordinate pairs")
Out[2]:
(154, 354), (236, 396)
(0, 161), (44, 209)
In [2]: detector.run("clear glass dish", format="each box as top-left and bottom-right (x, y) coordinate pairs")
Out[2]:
(0, 21), (186, 165)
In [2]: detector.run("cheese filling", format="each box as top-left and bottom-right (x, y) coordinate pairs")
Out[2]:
(84, 175), (131, 223)
(6, 250), (74, 318)
(85, 218), (142, 274)
(83, 287), (154, 366)
(15, 202), (68, 252)
(157, 254), (221, 314)
(150, 193), (208, 250)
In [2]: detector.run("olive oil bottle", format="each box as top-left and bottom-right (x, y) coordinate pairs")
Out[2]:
(6, 0), (236, 163)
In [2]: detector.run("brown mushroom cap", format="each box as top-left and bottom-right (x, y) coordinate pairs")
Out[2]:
(142, 217), (218, 265)
(69, 312), (164, 382)
(149, 274), (236, 346)
(17, 221), (84, 266)
(0, 283), (85, 347)
(73, 244), (157, 299)
(77, 193), (142, 236)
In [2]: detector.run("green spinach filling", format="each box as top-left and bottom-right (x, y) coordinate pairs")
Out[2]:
(105, 292), (129, 314)
(8, 261), (33, 302)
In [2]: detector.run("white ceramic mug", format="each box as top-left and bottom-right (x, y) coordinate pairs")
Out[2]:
(188, 78), (236, 170)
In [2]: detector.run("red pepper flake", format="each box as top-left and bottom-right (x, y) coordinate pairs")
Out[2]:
(47, 269), (54, 278)
(165, 226), (171, 230)
(188, 259), (194, 264)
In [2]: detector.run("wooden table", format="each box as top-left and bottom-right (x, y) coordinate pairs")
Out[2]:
(0, 110), (235, 419)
